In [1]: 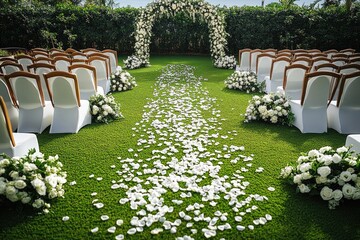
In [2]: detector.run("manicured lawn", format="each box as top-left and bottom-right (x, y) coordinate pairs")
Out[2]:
(0, 55), (359, 240)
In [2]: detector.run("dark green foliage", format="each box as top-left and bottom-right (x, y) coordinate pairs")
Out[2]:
(0, 4), (359, 55)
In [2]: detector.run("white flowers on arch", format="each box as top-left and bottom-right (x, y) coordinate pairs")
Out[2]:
(124, 0), (236, 69)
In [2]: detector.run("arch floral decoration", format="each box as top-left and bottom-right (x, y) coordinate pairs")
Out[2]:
(124, 0), (236, 69)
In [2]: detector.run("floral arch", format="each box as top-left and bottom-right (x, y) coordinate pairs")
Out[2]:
(124, 0), (236, 69)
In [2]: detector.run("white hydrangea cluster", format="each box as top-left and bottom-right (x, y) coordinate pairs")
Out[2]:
(244, 92), (294, 126)
(0, 149), (66, 213)
(124, 0), (235, 69)
(110, 66), (137, 92)
(225, 71), (264, 93)
(89, 94), (123, 124)
(280, 146), (360, 209)
(87, 65), (274, 238)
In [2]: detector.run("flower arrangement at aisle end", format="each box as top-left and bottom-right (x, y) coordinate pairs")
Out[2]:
(89, 94), (123, 124)
(214, 55), (237, 69)
(123, 55), (144, 70)
(224, 70), (264, 93)
(280, 146), (360, 209)
(244, 92), (294, 126)
(110, 66), (137, 92)
(0, 149), (67, 213)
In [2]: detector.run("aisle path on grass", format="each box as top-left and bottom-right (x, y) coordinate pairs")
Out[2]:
(91, 65), (274, 239)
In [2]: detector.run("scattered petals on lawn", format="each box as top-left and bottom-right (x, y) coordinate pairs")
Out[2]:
(89, 65), (273, 238)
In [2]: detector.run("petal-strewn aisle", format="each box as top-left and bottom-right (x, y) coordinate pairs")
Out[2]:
(92, 65), (273, 239)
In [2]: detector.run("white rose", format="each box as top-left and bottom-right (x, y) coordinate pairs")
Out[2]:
(336, 146), (348, 154)
(339, 171), (352, 182)
(293, 174), (302, 184)
(316, 176), (328, 184)
(21, 196), (32, 204)
(352, 189), (360, 200)
(320, 186), (333, 201)
(298, 184), (310, 193)
(0, 181), (6, 194)
(23, 162), (38, 172)
(332, 189), (343, 201)
(48, 189), (58, 199)
(342, 183), (355, 199)
(32, 198), (44, 208)
(14, 180), (27, 189)
(332, 153), (342, 164)
(319, 146), (332, 153)
(280, 166), (293, 178)
(299, 163), (311, 173)
(6, 185), (18, 196)
(308, 150), (320, 158)
(45, 175), (58, 188)
(7, 193), (19, 202)
(0, 159), (10, 168)
(31, 178), (47, 196)
(9, 171), (19, 179)
(317, 166), (331, 178)
(301, 172), (312, 180)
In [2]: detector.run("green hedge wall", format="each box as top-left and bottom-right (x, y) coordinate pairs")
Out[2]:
(0, 4), (359, 55)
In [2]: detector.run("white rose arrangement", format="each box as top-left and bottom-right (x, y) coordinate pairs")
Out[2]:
(110, 66), (137, 92)
(280, 146), (360, 209)
(243, 92), (294, 126)
(89, 94), (123, 124)
(0, 149), (66, 213)
(124, 0), (235, 69)
(224, 71), (263, 93)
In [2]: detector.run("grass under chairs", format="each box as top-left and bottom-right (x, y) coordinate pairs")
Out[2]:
(0, 55), (359, 240)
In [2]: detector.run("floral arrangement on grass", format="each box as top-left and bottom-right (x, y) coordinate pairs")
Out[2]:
(0, 149), (66, 213)
(89, 94), (122, 124)
(124, 0), (235, 69)
(225, 71), (264, 93)
(214, 55), (237, 69)
(280, 146), (360, 209)
(123, 55), (144, 70)
(244, 92), (294, 125)
(110, 66), (137, 92)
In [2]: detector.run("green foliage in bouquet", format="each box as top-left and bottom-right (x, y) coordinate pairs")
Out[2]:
(89, 94), (123, 124)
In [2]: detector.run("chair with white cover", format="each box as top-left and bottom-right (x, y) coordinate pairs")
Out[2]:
(102, 49), (118, 74)
(81, 48), (100, 55)
(292, 57), (313, 67)
(49, 48), (64, 54)
(346, 134), (360, 154)
(338, 64), (360, 75)
(314, 63), (338, 72)
(265, 57), (291, 93)
(28, 63), (56, 101)
(88, 56), (110, 94)
(255, 53), (275, 84)
(15, 55), (34, 72)
(0, 74), (18, 130)
(0, 61), (23, 75)
(50, 52), (70, 59)
(324, 49), (338, 59)
(5, 71), (53, 133)
(72, 52), (88, 60)
(262, 48), (277, 56)
(349, 57), (360, 65)
(327, 72), (360, 134)
(310, 57), (331, 72)
(290, 71), (341, 133)
(52, 57), (72, 72)
(278, 64), (309, 100)
(44, 71), (91, 133)
(0, 57), (17, 65)
(339, 48), (356, 55)
(87, 53), (111, 76)
(250, 49), (262, 72)
(238, 48), (251, 71)
(331, 58), (348, 67)
(68, 64), (104, 100)
(0, 96), (39, 157)
(31, 51), (49, 59)
(34, 57), (53, 64)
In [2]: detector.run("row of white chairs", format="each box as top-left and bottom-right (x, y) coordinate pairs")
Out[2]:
(1, 70), (92, 134)
(238, 48), (359, 72)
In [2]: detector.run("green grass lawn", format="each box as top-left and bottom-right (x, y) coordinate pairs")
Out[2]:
(0, 55), (359, 240)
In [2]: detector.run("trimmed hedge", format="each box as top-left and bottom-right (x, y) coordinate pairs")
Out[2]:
(0, 4), (359, 55)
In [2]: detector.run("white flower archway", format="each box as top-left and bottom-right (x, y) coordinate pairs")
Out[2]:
(124, 0), (236, 69)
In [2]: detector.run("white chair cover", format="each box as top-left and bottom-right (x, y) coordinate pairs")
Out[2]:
(256, 54), (274, 83)
(5, 71), (53, 133)
(278, 64), (309, 100)
(102, 49), (118, 74)
(290, 71), (341, 133)
(327, 72), (360, 134)
(89, 57), (110, 94)
(238, 49), (251, 71)
(250, 50), (262, 72)
(265, 57), (291, 93)
(69, 64), (104, 100)
(346, 134), (360, 154)
(28, 63), (56, 101)
(44, 71), (91, 133)
(0, 76), (19, 130)
(0, 96), (39, 157)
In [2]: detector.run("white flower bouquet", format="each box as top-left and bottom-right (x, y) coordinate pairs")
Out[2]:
(123, 55), (145, 69)
(89, 94), (123, 124)
(214, 55), (237, 69)
(0, 149), (66, 213)
(225, 71), (264, 93)
(110, 66), (137, 92)
(280, 146), (360, 209)
(244, 92), (294, 125)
